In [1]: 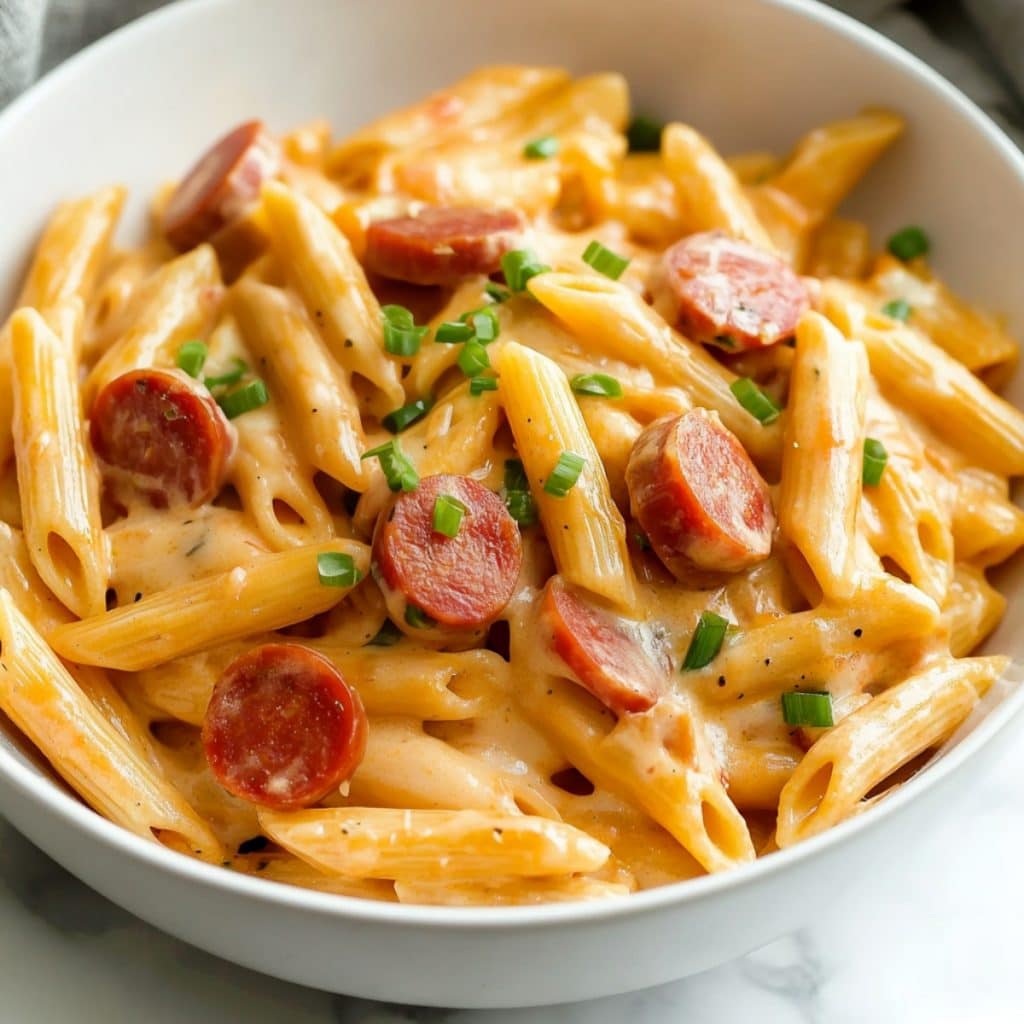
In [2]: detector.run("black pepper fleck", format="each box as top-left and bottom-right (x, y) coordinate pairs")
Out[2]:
(853, 628), (863, 638)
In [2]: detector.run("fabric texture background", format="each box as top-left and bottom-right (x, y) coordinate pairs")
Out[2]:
(0, 0), (1023, 134)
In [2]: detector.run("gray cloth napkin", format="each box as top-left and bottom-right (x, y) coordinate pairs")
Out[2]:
(0, 0), (1022, 139)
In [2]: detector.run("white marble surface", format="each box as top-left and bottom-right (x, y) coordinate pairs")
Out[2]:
(1, 719), (1022, 1024)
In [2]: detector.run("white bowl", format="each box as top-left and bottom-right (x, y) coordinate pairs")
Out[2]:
(1, 0), (1022, 1008)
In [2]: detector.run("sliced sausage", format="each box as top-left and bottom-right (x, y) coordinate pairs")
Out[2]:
(658, 230), (809, 350)
(626, 409), (775, 576)
(203, 643), (367, 811)
(539, 576), (668, 715)
(373, 473), (522, 641)
(89, 369), (235, 509)
(363, 207), (524, 285)
(163, 120), (281, 251)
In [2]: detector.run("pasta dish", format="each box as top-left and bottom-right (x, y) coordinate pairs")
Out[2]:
(0, 65), (1020, 906)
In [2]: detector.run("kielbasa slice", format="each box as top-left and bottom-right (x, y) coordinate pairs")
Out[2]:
(203, 643), (367, 810)
(363, 207), (524, 285)
(163, 120), (281, 251)
(89, 369), (234, 509)
(659, 230), (809, 350)
(626, 409), (775, 576)
(373, 473), (522, 635)
(539, 576), (667, 715)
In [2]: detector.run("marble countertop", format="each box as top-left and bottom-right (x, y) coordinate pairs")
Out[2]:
(2, 725), (1022, 1024)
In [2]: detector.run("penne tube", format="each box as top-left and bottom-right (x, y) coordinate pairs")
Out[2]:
(528, 272), (782, 470)
(805, 217), (872, 279)
(10, 307), (109, 618)
(779, 312), (870, 600)
(83, 244), (222, 404)
(661, 123), (774, 248)
(131, 640), (506, 726)
(395, 875), (630, 906)
(259, 806), (610, 880)
(242, 855), (397, 901)
(951, 467), (1024, 568)
(49, 539), (369, 671)
(498, 342), (637, 609)
(261, 182), (404, 409)
(942, 563), (1006, 658)
(770, 110), (905, 224)
(776, 656), (1006, 846)
(232, 279), (367, 489)
(0, 590), (222, 861)
(823, 281), (1024, 475)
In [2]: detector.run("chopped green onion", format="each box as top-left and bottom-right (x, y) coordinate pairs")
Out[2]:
(681, 611), (729, 670)
(435, 321), (474, 343)
(570, 373), (623, 398)
(882, 298), (912, 321)
(361, 439), (419, 492)
(523, 135), (559, 160)
(465, 306), (500, 343)
(501, 249), (551, 293)
(317, 551), (362, 588)
(381, 304), (428, 356)
(730, 377), (782, 425)
(457, 338), (490, 376)
(626, 114), (664, 153)
(504, 459), (529, 492)
(432, 494), (467, 538)
(382, 397), (433, 434)
(503, 459), (537, 526)
(485, 282), (510, 304)
(176, 340), (208, 379)
(368, 620), (402, 646)
(862, 438), (888, 486)
(469, 376), (498, 395)
(632, 530), (650, 550)
(203, 358), (248, 390)
(781, 690), (834, 727)
(543, 451), (586, 497)
(886, 225), (930, 261)
(582, 240), (630, 280)
(404, 604), (434, 629)
(217, 379), (269, 419)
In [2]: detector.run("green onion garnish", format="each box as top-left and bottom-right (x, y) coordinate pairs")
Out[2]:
(203, 358), (248, 390)
(781, 690), (834, 727)
(382, 397), (432, 434)
(485, 282), (510, 304)
(217, 379), (269, 419)
(570, 373), (623, 398)
(504, 459), (529, 493)
(523, 135), (559, 160)
(582, 240), (630, 280)
(730, 378), (782, 425)
(886, 225), (930, 262)
(465, 306), (500, 343)
(626, 114), (664, 153)
(404, 605), (434, 629)
(457, 338), (490, 376)
(368, 620), (402, 646)
(632, 530), (650, 550)
(501, 249), (551, 293)
(544, 451), (586, 497)
(381, 304), (428, 357)
(432, 494), (467, 538)
(176, 340), (208, 379)
(882, 298), (912, 321)
(435, 321), (474, 343)
(681, 611), (729, 670)
(317, 551), (362, 588)
(469, 376), (498, 395)
(862, 438), (888, 486)
(503, 459), (537, 526)
(361, 439), (419, 492)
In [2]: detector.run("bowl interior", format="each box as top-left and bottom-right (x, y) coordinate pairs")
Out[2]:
(0, 0), (1021, 914)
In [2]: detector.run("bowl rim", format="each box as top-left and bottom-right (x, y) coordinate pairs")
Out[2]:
(1, 0), (1023, 930)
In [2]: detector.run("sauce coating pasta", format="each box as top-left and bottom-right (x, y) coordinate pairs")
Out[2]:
(0, 65), (1019, 904)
